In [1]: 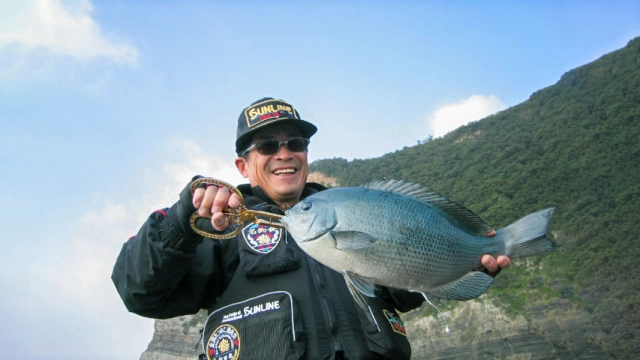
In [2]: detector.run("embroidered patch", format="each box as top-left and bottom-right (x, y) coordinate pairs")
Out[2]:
(206, 324), (240, 360)
(244, 99), (298, 128)
(383, 309), (407, 336)
(242, 223), (282, 254)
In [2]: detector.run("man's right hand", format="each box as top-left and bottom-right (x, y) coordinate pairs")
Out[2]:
(192, 183), (242, 232)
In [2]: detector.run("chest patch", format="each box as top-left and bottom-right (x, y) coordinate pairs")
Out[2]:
(384, 309), (407, 336)
(242, 223), (282, 254)
(206, 324), (240, 360)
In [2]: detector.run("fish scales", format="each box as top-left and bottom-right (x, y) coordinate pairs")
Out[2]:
(282, 179), (555, 305)
(303, 187), (502, 288)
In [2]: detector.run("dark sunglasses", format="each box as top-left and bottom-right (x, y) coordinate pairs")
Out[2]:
(241, 137), (310, 157)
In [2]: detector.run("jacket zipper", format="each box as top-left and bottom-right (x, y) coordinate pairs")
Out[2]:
(310, 258), (340, 352)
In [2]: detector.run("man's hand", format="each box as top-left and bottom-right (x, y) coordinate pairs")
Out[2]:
(192, 184), (242, 232)
(480, 255), (511, 277)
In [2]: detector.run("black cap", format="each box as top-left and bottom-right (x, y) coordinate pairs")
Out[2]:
(235, 97), (318, 155)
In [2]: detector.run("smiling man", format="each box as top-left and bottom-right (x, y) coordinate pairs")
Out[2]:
(235, 122), (311, 208)
(112, 97), (510, 360)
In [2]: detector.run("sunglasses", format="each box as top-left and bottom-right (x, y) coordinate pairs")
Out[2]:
(240, 137), (310, 157)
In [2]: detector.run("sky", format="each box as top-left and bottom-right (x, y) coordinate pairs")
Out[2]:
(0, 1), (638, 359)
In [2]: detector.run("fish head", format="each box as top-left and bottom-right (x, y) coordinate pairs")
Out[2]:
(282, 197), (337, 243)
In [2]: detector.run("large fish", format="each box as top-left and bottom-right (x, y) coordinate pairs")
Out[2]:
(281, 179), (556, 308)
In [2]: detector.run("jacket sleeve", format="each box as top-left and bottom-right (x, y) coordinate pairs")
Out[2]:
(111, 209), (227, 319)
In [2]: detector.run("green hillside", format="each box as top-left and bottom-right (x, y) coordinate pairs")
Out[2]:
(311, 37), (640, 358)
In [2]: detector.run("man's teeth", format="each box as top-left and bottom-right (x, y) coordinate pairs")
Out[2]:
(274, 169), (295, 175)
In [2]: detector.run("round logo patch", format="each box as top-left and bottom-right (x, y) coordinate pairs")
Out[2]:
(242, 223), (282, 254)
(207, 324), (240, 360)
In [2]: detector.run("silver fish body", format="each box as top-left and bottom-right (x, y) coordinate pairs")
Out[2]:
(281, 179), (555, 305)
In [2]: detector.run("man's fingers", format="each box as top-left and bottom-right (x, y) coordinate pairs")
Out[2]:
(496, 255), (511, 269)
(211, 212), (229, 231)
(192, 187), (205, 208)
(481, 255), (499, 273)
(192, 183), (236, 231)
(229, 193), (242, 209)
(197, 186), (218, 216)
(211, 187), (231, 214)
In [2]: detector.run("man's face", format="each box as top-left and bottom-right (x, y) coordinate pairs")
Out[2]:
(235, 123), (309, 208)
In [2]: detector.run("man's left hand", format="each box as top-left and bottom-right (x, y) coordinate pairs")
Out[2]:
(480, 255), (511, 277)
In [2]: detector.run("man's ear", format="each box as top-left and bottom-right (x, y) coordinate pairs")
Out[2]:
(235, 157), (249, 178)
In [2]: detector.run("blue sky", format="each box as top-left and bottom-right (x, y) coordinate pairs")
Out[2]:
(1, 1), (638, 359)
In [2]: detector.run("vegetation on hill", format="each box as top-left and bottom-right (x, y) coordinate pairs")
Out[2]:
(310, 37), (640, 358)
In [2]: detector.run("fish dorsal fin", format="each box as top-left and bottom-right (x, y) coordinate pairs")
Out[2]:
(362, 179), (495, 236)
(331, 231), (378, 250)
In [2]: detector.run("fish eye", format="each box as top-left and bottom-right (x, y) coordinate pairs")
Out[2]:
(300, 202), (312, 211)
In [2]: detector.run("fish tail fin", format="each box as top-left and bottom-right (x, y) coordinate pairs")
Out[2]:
(500, 207), (557, 258)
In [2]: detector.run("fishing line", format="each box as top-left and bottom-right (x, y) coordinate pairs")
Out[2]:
(418, 292), (450, 333)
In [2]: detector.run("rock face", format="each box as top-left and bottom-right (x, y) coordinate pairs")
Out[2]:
(405, 297), (614, 360)
(140, 311), (207, 360)
(140, 297), (615, 360)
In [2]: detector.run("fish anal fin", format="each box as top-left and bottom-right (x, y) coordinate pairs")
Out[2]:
(429, 272), (494, 301)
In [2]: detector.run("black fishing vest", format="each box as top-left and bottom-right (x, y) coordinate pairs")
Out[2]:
(199, 186), (412, 360)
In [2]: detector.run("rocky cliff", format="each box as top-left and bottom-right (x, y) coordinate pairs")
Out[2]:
(140, 311), (207, 360)
(140, 294), (615, 360)
(404, 297), (613, 359)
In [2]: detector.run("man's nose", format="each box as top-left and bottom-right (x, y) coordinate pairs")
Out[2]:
(274, 143), (294, 158)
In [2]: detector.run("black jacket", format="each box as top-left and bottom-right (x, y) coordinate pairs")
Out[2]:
(112, 182), (424, 360)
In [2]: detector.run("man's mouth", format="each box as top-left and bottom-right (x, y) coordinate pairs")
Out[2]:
(273, 168), (296, 175)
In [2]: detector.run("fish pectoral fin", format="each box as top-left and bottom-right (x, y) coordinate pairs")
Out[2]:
(429, 272), (495, 301)
(343, 272), (377, 310)
(330, 231), (377, 250)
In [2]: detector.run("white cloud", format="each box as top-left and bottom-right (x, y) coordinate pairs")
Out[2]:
(148, 138), (247, 209)
(0, 139), (245, 359)
(426, 95), (507, 138)
(0, 0), (138, 65)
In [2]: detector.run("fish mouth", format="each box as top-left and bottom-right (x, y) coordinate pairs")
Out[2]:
(282, 210), (323, 242)
(283, 212), (337, 245)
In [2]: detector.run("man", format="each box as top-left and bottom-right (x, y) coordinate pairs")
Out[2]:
(112, 97), (510, 360)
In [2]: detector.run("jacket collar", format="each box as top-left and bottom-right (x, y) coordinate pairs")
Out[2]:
(237, 182), (328, 212)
